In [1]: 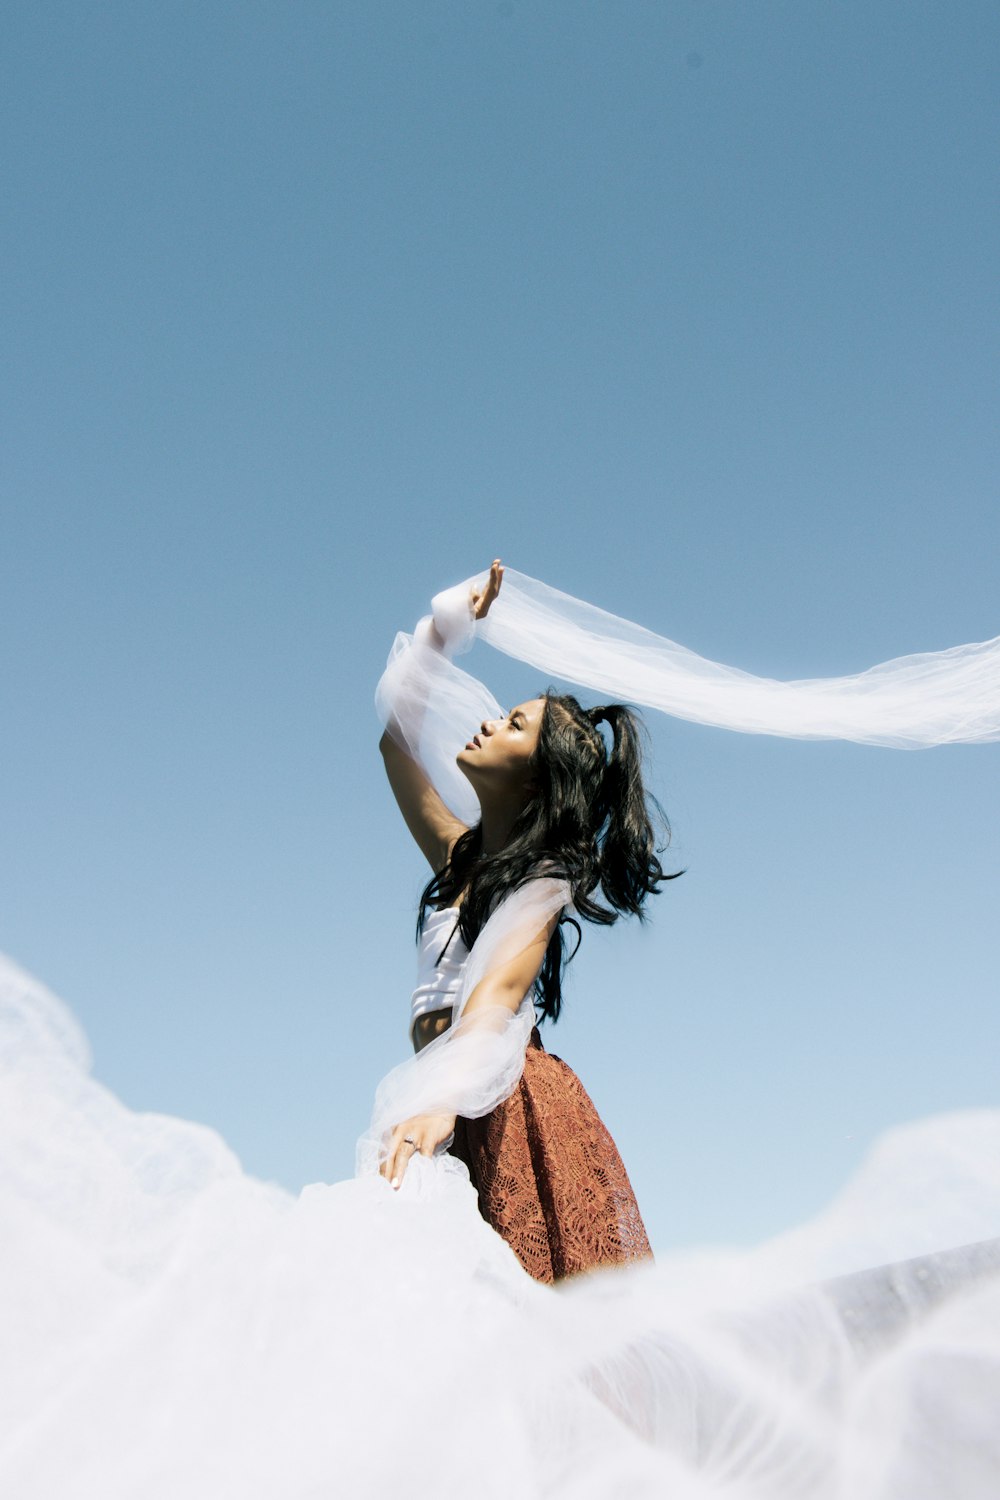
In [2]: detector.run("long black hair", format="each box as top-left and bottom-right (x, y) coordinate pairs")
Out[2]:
(418, 692), (681, 1022)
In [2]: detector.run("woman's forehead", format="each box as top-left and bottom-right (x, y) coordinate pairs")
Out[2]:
(511, 697), (546, 721)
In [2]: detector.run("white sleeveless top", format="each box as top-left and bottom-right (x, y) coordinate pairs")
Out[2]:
(409, 906), (469, 1040)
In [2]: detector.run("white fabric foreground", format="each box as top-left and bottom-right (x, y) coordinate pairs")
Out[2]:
(478, 568), (1000, 749)
(3, 950), (1000, 1500)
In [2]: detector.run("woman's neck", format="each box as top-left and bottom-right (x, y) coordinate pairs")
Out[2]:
(478, 795), (526, 856)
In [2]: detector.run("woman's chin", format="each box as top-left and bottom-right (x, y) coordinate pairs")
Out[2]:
(455, 750), (478, 783)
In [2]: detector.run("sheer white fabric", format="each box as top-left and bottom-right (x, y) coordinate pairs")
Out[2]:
(3, 949), (1000, 1499)
(375, 583), (500, 825)
(473, 568), (1000, 748)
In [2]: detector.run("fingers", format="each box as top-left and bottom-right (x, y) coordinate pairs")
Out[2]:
(381, 1113), (457, 1190)
(473, 559), (504, 620)
(397, 1135), (418, 1188)
(381, 1125), (418, 1190)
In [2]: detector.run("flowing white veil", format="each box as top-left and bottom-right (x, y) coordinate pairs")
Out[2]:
(479, 568), (1000, 749)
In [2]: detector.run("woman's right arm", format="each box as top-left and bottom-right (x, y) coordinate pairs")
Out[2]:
(379, 560), (504, 871)
(379, 731), (466, 871)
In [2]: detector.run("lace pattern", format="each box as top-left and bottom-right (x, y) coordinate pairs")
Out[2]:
(450, 1029), (653, 1283)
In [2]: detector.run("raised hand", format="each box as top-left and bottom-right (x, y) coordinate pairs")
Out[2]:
(470, 559), (504, 621)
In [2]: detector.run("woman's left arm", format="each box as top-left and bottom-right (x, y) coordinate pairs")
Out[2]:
(380, 913), (559, 1190)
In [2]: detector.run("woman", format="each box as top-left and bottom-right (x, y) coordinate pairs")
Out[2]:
(369, 555), (999, 1284)
(376, 560), (676, 1282)
(2, 564), (998, 1496)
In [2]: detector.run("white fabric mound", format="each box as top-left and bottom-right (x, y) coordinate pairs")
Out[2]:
(2, 951), (999, 1500)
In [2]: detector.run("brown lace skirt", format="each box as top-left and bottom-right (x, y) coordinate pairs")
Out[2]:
(449, 1027), (653, 1284)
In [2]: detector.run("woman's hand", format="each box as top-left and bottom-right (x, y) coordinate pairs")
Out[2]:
(470, 559), (504, 621)
(381, 1111), (458, 1190)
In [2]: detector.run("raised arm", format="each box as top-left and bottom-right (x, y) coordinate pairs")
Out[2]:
(379, 731), (466, 872)
(379, 561), (505, 871)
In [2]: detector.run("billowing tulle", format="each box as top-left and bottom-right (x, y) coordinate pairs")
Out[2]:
(481, 569), (1000, 748)
(379, 568), (1000, 768)
(375, 607), (496, 827)
(3, 949), (1000, 1499)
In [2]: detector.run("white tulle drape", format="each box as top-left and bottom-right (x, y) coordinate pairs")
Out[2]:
(470, 568), (1000, 749)
(3, 948), (1000, 1500)
(375, 601), (499, 827)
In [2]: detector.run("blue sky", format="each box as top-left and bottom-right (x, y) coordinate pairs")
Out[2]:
(2, 1), (997, 1250)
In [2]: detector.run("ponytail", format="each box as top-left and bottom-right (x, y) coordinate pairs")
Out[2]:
(585, 704), (668, 920)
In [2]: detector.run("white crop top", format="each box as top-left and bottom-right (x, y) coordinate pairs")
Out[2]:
(409, 907), (469, 1040)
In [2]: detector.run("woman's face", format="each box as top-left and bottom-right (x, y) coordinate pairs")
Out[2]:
(456, 698), (545, 801)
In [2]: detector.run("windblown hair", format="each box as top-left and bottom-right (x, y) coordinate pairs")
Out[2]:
(419, 693), (681, 1022)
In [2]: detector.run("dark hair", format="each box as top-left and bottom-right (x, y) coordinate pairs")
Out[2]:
(419, 692), (681, 1022)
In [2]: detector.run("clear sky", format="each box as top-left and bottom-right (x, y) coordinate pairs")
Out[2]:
(2, 1), (997, 1251)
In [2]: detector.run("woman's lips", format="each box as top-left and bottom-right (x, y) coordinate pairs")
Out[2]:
(465, 734), (482, 750)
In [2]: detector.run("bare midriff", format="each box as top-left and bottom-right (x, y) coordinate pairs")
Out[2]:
(412, 1006), (454, 1054)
